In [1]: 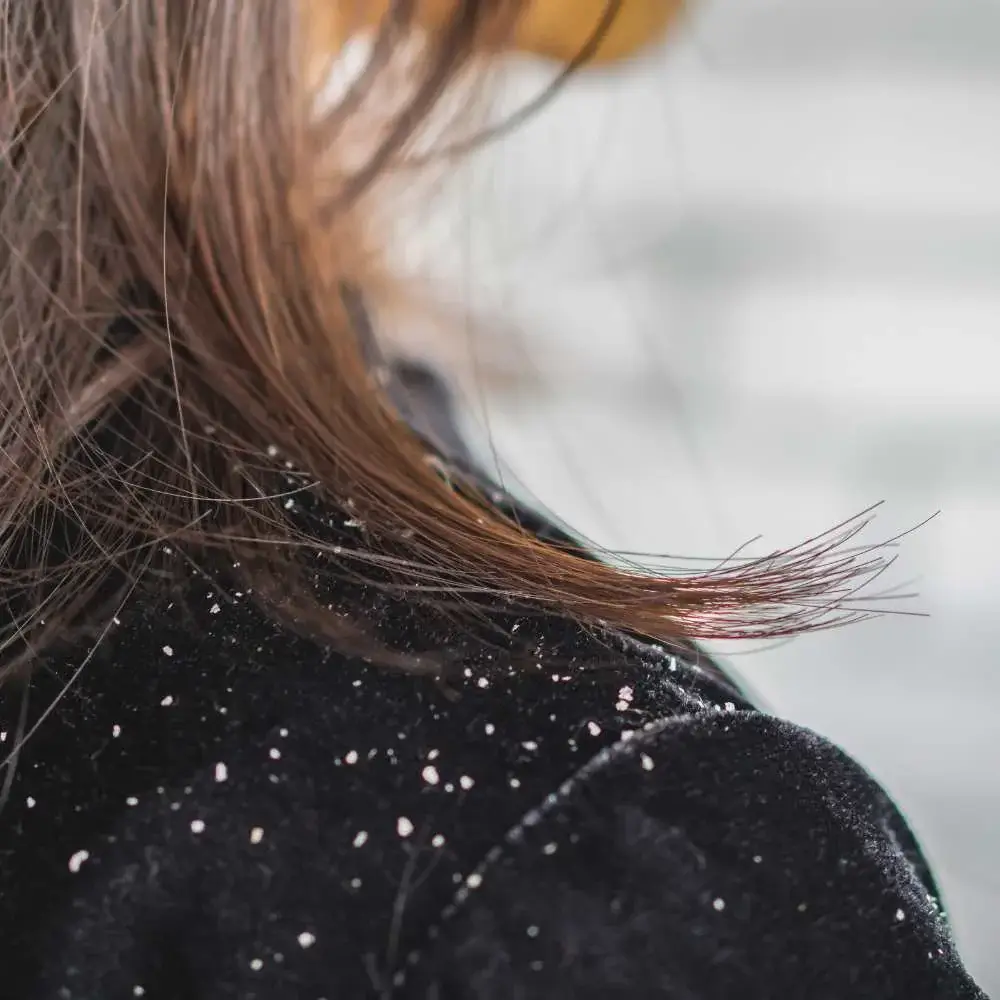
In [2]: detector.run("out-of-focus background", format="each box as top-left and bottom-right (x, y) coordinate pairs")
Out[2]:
(397, 0), (1000, 990)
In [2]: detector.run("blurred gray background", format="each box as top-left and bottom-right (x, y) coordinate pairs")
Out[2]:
(397, 0), (1000, 990)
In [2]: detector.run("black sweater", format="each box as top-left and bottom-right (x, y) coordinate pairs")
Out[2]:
(0, 381), (989, 999)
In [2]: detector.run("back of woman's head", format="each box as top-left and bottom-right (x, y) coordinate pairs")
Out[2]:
(0, 1), (892, 676)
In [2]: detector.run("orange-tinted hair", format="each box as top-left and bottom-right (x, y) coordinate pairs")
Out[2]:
(0, 1), (894, 676)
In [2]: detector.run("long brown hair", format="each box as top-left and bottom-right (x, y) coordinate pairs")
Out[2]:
(0, 0), (899, 678)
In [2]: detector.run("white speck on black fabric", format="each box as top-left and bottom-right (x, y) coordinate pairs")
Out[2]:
(67, 850), (89, 874)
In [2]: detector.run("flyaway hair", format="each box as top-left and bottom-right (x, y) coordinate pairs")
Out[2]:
(0, 0), (903, 677)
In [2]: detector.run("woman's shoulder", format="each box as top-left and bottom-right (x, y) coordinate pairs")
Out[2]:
(0, 579), (984, 998)
(409, 706), (983, 1000)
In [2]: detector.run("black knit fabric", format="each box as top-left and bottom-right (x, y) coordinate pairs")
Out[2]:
(0, 362), (988, 998)
(0, 540), (987, 998)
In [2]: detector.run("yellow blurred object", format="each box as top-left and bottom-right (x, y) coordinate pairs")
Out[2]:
(512, 0), (684, 64)
(312, 1), (684, 67)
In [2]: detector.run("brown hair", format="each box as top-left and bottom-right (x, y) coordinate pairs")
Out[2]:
(0, 0), (899, 678)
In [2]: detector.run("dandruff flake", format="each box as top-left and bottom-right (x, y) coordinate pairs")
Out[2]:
(68, 850), (90, 873)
